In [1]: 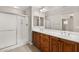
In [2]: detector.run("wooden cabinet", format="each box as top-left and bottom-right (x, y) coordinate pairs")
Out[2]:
(50, 36), (78, 52)
(59, 39), (77, 52)
(32, 31), (41, 49)
(32, 31), (35, 45)
(50, 36), (60, 52)
(74, 43), (79, 52)
(32, 31), (50, 52)
(36, 32), (41, 49)
(32, 31), (79, 52)
(41, 33), (50, 52)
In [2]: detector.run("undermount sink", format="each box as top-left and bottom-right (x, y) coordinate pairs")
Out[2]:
(53, 30), (62, 36)
(69, 33), (79, 40)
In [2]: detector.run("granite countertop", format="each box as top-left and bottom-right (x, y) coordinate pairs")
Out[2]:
(32, 27), (79, 43)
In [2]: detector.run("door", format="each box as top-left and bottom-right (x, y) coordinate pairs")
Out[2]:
(0, 13), (17, 49)
(0, 31), (16, 49)
(21, 16), (29, 43)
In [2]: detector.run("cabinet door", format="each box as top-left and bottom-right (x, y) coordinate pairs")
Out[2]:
(22, 16), (29, 43)
(41, 34), (50, 52)
(0, 31), (16, 49)
(32, 31), (37, 46)
(60, 39), (76, 52)
(35, 32), (41, 49)
(32, 31), (36, 45)
(50, 36), (60, 52)
(75, 43), (79, 52)
(32, 31), (41, 49)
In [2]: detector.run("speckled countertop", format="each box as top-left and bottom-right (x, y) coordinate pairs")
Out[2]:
(32, 27), (79, 43)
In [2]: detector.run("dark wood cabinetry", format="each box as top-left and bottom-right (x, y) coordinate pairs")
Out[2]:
(50, 36), (60, 52)
(32, 31), (50, 52)
(50, 37), (78, 52)
(77, 43), (79, 52)
(32, 31), (41, 49)
(32, 31), (79, 52)
(59, 39), (77, 52)
(32, 31), (36, 45)
(41, 33), (50, 52)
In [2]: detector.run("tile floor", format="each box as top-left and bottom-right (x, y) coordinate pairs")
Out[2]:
(6, 44), (40, 52)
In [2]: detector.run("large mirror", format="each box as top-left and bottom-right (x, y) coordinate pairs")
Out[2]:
(32, 6), (79, 32)
(33, 16), (39, 26)
(45, 6), (79, 32)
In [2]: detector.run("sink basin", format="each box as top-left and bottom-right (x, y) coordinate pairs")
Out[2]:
(53, 30), (62, 36)
(69, 33), (79, 40)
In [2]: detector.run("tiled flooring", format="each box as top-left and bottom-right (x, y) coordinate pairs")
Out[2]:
(7, 44), (40, 52)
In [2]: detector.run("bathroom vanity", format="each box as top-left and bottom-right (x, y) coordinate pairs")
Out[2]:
(32, 6), (79, 52)
(32, 27), (79, 52)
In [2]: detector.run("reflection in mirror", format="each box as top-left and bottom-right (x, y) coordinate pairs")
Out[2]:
(40, 17), (44, 26)
(62, 16), (74, 31)
(33, 16), (39, 26)
(32, 6), (79, 32)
